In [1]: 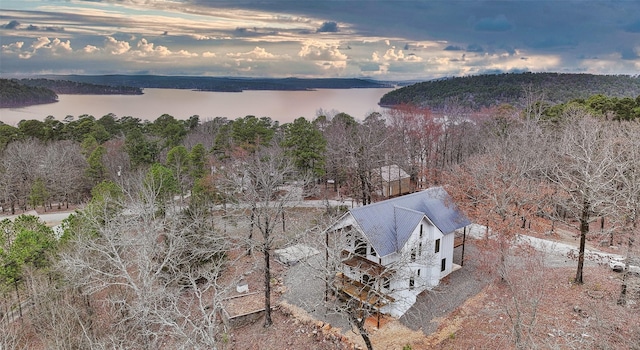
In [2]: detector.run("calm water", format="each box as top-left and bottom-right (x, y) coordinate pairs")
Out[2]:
(0, 88), (395, 125)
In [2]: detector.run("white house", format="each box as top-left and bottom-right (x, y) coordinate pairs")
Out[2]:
(326, 187), (470, 318)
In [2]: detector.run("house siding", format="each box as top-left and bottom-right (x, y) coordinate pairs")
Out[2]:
(440, 230), (455, 277)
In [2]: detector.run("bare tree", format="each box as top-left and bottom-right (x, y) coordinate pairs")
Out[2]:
(612, 121), (640, 305)
(447, 113), (550, 280)
(544, 109), (620, 284)
(41, 140), (87, 209)
(235, 142), (304, 327)
(499, 246), (549, 349)
(58, 176), (230, 349)
(0, 139), (44, 213)
(386, 104), (443, 189)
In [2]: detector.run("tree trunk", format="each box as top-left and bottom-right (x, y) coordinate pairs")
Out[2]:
(575, 203), (590, 284)
(247, 207), (254, 256)
(618, 219), (636, 305)
(355, 316), (373, 350)
(263, 236), (272, 327)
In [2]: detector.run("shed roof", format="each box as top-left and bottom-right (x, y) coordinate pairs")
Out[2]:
(349, 187), (470, 257)
(376, 164), (410, 182)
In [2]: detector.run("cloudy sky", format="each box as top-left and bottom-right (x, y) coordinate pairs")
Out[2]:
(1, 0), (639, 81)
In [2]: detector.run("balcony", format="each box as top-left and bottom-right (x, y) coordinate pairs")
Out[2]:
(341, 250), (392, 277)
(334, 272), (395, 309)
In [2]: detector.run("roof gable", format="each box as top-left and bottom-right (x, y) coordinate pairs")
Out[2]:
(348, 187), (470, 257)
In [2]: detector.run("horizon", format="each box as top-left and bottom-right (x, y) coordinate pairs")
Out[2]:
(1, 1), (639, 80)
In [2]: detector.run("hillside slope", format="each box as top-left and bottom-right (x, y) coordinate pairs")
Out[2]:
(379, 72), (640, 110)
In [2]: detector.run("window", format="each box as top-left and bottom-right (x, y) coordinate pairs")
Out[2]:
(417, 269), (421, 277)
(435, 238), (441, 253)
(355, 236), (367, 256)
(441, 258), (446, 272)
(418, 242), (423, 257)
(362, 274), (370, 285)
(419, 224), (423, 239)
(382, 277), (390, 290)
(409, 277), (415, 290)
(362, 274), (375, 287)
(410, 247), (416, 262)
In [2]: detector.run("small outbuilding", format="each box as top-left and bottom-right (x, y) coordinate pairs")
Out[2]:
(374, 164), (412, 198)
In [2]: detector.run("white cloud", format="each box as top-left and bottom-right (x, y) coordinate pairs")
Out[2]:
(104, 36), (131, 55)
(136, 38), (171, 57)
(374, 47), (423, 62)
(83, 45), (100, 54)
(175, 49), (198, 57)
(49, 38), (72, 54)
(31, 37), (51, 50)
(227, 46), (279, 60)
(298, 40), (347, 61)
(202, 51), (217, 58)
(1, 41), (24, 54)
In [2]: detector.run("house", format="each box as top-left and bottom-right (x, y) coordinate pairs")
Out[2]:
(325, 187), (471, 318)
(373, 164), (412, 198)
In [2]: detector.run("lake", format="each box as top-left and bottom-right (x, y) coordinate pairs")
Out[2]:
(0, 87), (395, 125)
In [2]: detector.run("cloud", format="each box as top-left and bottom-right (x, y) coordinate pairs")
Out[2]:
(49, 38), (72, 54)
(444, 45), (463, 51)
(374, 47), (423, 62)
(1, 41), (24, 54)
(83, 45), (100, 54)
(298, 41), (347, 61)
(2, 0), (640, 79)
(104, 36), (131, 55)
(620, 47), (639, 60)
(474, 14), (513, 32)
(317, 21), (339, 33)
(227, 46), (278, 59)
(26, 24), (65, 32)
(3, 20), (20, 29)
(136, 38), (171, 57)
(466, 44), (484, 53)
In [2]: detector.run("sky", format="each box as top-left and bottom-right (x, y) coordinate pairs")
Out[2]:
(1, 0), (639, 81)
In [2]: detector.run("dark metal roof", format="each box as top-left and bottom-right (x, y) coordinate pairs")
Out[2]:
(349, 187), (471, 257)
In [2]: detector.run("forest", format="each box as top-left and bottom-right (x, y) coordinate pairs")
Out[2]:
(0, 79), (58, 108)
(1, 88), (639, 349)
(37, 75), (394, 91)
(0, 78), (143, 108)
(18, 79), (143, 95)
(379, 72), (640, 111)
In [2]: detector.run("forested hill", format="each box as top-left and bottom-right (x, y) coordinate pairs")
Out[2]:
(0, 79), (58, 108)
(19, 78), (143, 95)
(0, 78), (143, 108)
(379, 73), (640, 110)
(38, 75), (393, 92)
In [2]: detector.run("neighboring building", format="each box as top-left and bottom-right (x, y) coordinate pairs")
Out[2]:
(374, 164), (412, 198)
(325, 187), (471, 318)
